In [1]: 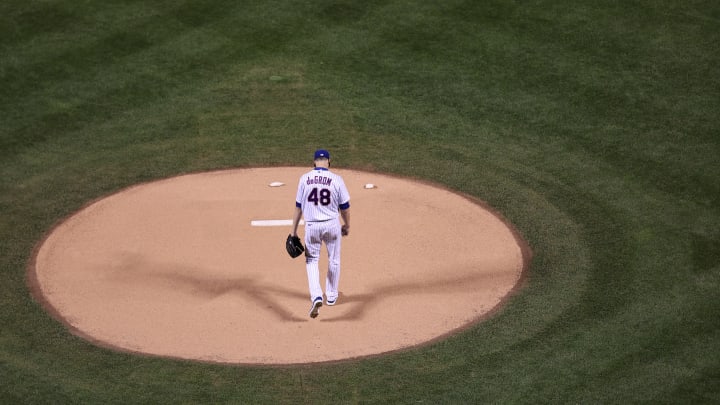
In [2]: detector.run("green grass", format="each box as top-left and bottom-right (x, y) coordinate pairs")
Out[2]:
(2, 0), (719, 403)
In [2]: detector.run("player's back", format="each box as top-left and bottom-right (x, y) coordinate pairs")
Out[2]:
(296, 168), (350, 222)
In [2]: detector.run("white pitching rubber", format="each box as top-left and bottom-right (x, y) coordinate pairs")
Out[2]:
(251, 219), (304, 227)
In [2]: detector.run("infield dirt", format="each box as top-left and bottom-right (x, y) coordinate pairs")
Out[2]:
(30, 167), (528, 365)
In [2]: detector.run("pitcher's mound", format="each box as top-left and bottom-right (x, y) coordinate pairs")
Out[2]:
(29, 167), (528, 365)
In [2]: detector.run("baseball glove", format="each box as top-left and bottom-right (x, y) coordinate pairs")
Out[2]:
(286, 234), (305, 258)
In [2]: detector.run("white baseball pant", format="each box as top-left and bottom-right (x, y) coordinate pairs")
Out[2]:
(303, 219), (341, 302)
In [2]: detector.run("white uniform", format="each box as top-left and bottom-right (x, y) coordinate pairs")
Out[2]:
(295, 167), (350, 303)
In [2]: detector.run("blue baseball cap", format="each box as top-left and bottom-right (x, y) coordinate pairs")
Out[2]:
(314, 149), (330, 160)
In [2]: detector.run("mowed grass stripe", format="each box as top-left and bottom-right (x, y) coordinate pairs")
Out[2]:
(0, 0), (719, 402)
(1, 1), (323, 157)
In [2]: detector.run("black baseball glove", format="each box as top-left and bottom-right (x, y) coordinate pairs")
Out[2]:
(286, 234), (305, 258)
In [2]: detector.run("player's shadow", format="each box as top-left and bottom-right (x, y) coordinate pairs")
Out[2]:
(168, 272), (310, 323)
(320, 269), (513, 322)
(109, 253), (514, 323)
(108, 253), (309, 322)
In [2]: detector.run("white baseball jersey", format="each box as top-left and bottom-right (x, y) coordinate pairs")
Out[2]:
(295, 168), (350, 221)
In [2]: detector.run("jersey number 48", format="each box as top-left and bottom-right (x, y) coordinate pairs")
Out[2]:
(307, 188), (331, 206)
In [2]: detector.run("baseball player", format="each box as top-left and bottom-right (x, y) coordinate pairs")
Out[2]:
(291, 149), (351, 318)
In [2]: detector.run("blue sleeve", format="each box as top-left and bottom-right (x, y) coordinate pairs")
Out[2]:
(339, 202), (350, 210)
(296, 201), (302, 208)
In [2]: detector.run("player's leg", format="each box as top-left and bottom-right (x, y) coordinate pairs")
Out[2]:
(304, 223), (323, 301)
(324, 221), (342, 304)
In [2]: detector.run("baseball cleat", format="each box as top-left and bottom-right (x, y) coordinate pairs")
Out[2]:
(309, 297), (322, 318)
(326, 297), (337, 306)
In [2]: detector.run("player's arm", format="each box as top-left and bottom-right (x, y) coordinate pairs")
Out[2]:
(338, 179), (351, 236)
(292, 179), (305, 237)
(291, 205), (302, 237)
(340, 203), (350, 236)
